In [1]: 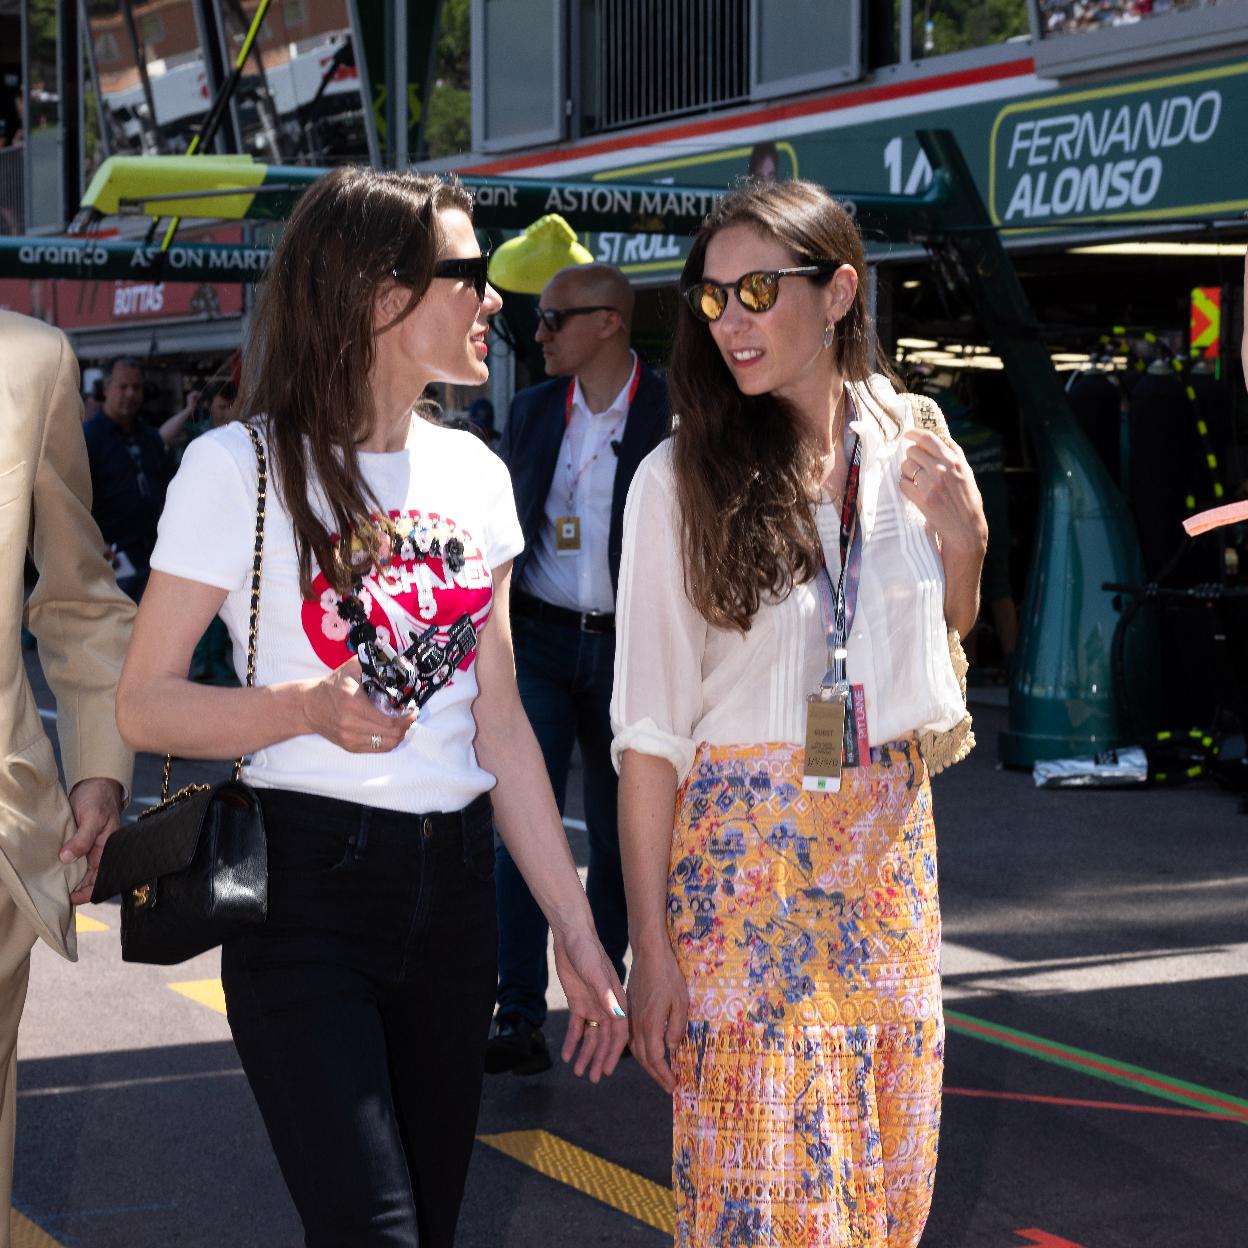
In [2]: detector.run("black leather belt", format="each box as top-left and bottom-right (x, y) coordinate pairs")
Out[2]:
(511, 588), (615, 635)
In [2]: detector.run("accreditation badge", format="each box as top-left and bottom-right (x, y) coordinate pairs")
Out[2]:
(803, 689), (848, 793)
(555, 515), (582, 556)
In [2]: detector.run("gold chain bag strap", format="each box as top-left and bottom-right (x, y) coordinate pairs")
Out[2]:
(908, 392), (976, 775)
(91, 424), (270, 963)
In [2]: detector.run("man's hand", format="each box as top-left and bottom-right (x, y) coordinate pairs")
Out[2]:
(62, 778), (125, 905)
(158, 391), (199, 448)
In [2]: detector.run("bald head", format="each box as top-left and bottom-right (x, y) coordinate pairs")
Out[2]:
(536, 262), (637, 389)
(545, 263), (634, 332)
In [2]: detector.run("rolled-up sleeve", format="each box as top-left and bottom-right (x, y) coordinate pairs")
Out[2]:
(610, 446), (706, 780)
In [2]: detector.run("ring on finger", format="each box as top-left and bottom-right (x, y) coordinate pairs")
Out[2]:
(370, 732), (383, 751)
(908, 466), (924, 484)
(585, 1019), (601, 1029)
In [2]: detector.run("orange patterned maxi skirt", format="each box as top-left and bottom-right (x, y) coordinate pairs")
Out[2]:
(668, 740), (943, 1248)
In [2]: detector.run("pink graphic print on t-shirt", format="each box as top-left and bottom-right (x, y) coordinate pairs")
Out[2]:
(301, 510), (493, 677)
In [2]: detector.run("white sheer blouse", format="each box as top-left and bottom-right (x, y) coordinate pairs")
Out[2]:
(610, 374), (966, 781)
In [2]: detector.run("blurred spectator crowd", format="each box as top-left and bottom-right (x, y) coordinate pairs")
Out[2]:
(1040, 0), (1226, 33)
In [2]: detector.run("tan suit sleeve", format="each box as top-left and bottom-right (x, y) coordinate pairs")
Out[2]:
(24, 334), (136, 797)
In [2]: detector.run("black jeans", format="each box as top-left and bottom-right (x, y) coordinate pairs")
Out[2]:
(221, 788), (497, 1248)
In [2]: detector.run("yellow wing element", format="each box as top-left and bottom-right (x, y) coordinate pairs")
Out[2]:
(80, 155), (270, 222)
(487, 214), (593, 294)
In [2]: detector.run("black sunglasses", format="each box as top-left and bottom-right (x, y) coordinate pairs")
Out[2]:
(392, 250), (492, 300)
(536, 304), (619, 333)
(683, 263), (841, 323)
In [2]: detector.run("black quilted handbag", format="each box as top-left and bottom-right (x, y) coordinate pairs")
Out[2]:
(92, 424), (271, 964)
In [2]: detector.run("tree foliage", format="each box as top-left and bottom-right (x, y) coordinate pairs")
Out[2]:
(426, 84), (470, 158)
(914, 0), (1030, 56)
(436, 0), (471, 88)
(426, 0), (470, 158)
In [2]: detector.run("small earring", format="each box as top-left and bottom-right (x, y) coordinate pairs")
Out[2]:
(822, 321), (835, 350)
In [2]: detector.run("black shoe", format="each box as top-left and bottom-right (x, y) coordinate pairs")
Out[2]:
(484, 1014), (552, 1077)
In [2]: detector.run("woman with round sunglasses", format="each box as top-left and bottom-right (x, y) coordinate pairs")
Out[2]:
(117, 166), (628, 1247)
(613, 180), (986, 1246)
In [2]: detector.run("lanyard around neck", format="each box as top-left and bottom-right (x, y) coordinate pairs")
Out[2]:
(563, 356), (641, 426)
(562, 358), (640, 505)
(815, 390), (863, 687)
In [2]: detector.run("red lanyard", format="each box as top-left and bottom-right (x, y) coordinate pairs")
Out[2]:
(563, 357), (641, 424)
(562, 359), (640, 506)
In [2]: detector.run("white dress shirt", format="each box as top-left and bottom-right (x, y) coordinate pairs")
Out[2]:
(610, 373), (966, 780)
(519, 352), (639, 614)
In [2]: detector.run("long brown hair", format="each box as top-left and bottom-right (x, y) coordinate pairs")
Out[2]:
(238, 166), (473, 597)
(669, 179), (898, 632)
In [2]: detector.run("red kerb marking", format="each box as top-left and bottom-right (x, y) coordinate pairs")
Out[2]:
(944, 1086), (1239, 1122)
(1014, 1231), (1088, 1248)
(952, 1015), (1248, 1119)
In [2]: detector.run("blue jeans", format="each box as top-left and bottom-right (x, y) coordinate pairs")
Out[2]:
(495, 615), (629, 1025)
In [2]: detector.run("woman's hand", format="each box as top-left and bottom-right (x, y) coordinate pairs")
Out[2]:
(626, 940), (688, 1095)
(118, 572), (411, 759)
(300, 657), (416, 753)
(898, 429), (988, 551)
(552, 923), (629, 1083)
(475, 559), (623, 1082)
(617, 750), (685, 1094)
(900, 429), (988, 638)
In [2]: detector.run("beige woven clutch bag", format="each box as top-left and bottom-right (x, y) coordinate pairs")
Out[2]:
(908, 393), (977, 776)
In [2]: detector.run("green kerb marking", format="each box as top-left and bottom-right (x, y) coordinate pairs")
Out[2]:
(946, 1009), (1248, 1123)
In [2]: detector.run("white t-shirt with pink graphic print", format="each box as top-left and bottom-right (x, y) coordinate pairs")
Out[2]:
(150, 417), (524, 814)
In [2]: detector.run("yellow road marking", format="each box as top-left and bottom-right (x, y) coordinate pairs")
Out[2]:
(74, 913), (108, 933)
(168, 978), (226, 1015)
(170, 991), (674, 1232)
(479, 1129), (674, 1235)
(12, 1209), (66, 1247)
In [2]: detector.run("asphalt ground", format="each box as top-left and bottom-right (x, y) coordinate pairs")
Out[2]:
(12, 648), (1248, 1248)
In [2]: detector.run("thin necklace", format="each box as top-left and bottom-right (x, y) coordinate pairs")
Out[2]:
(817, 385), (848, 498)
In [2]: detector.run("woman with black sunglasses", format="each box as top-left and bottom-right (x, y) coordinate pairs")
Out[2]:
(612, 180), (986, 1246)
(116, 166), (628, 1247)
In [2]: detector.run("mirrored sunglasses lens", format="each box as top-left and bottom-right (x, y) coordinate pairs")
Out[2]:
(689, 284), (727, 322)
(738, 272), (778, 312)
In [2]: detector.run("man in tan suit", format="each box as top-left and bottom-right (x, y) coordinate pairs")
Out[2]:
(0, 311), (135, 1242)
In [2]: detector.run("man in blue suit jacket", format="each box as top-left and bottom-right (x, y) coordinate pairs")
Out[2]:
(490, 264), (669, 1074)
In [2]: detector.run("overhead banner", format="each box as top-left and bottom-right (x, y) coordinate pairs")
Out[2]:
(988, 62), (1246, 226)
(495, 54), (1248, 280)
(0, 226), (250, 328)
(76, 151), (734, 237)
(0, 237), (273, 282)
(462, 177), (725, 235)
